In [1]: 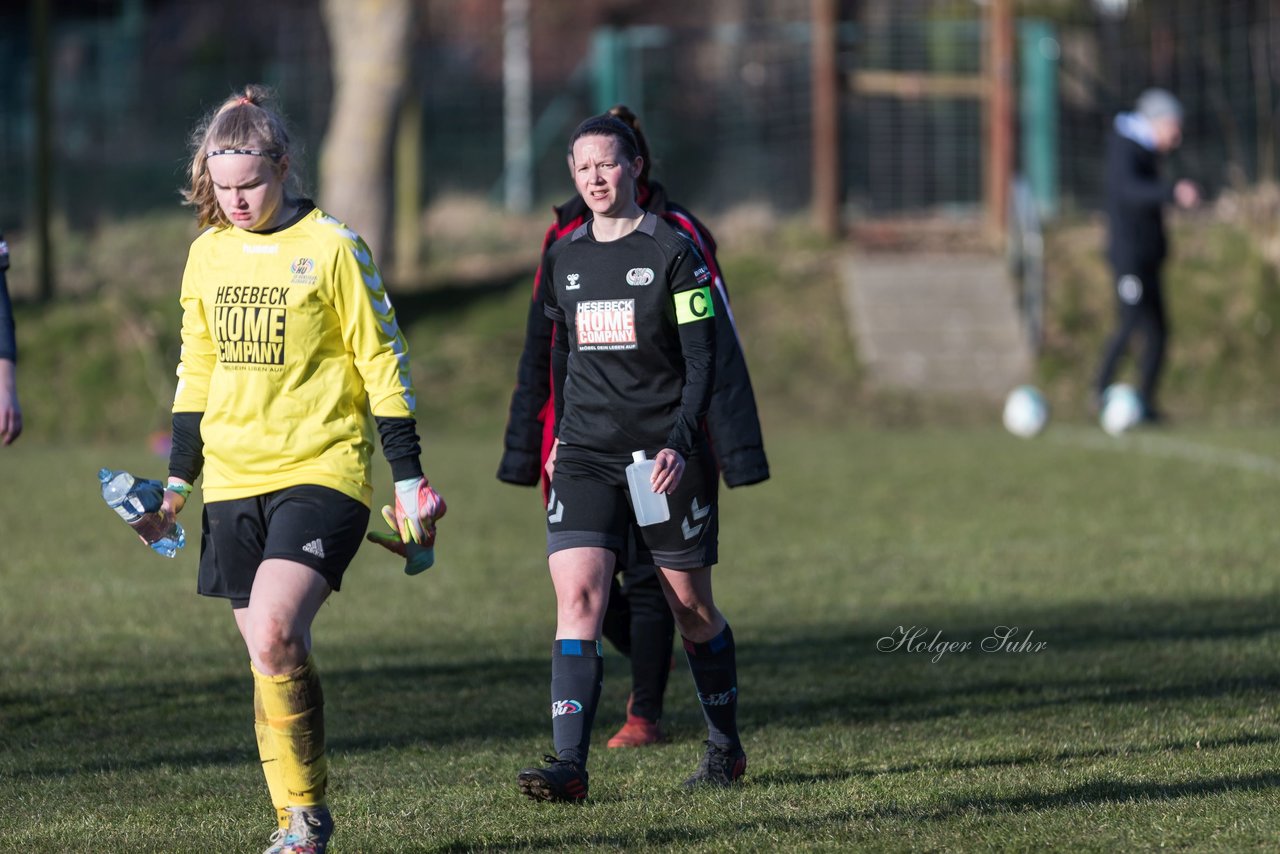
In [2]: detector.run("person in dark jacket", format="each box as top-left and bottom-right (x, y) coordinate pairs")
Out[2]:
(0, 231), (22, 446)
(498, 107), (768, 752)
(1095, 88), (1199, 421)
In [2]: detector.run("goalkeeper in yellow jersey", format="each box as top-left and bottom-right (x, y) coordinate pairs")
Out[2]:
(157, 85), (444, 854)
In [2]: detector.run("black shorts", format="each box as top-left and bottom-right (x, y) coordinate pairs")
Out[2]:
(198, 485), (371, 608)
(547, 444), (718, 570)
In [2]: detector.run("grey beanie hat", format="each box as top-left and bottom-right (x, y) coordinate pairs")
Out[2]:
(1136, 88), (1184, 122)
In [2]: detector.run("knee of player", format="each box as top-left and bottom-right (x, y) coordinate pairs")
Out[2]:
(665, 589), (722, 630)
(558, 588), (606, 623)
(664, 593), (704, 624)
(247, 619), (308, 673)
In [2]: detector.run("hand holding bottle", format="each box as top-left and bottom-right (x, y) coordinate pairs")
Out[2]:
(626, 451), (671, 527)
(649, 448), (686, 494)
(99, 468), (187, 558)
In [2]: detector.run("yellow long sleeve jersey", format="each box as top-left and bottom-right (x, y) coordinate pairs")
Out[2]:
(172, 205), (414, 507)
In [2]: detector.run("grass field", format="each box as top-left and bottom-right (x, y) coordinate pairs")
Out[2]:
(3, 421), (1280, 852)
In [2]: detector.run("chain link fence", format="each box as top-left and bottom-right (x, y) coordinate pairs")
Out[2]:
(2, 1), (1280, 246)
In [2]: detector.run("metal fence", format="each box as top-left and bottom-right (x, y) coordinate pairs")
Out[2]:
(0, 0), (331, 230)
(2, 1), (1280, 242)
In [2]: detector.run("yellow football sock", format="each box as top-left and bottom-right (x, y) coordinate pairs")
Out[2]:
(252, 655), (329, 812)
(252, 677), (291, 829)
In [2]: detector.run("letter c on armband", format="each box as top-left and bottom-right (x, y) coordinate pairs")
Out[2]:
(675, 286), (715, 325)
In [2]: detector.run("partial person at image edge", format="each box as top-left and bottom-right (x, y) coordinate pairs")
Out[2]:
(0, 231), (22, 445)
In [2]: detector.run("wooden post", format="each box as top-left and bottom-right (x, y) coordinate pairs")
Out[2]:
(811, 0), (839, 238)
(985, 0), (1014, 243)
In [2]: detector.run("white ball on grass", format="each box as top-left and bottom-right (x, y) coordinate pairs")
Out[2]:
(1003, 385), (1049, 438)
(1100, 383), (1143, 436)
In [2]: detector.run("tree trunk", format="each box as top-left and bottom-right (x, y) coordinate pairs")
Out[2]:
(319, 0), (413, 269)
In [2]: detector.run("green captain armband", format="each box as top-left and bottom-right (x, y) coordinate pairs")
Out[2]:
(674, 286), (715, 324)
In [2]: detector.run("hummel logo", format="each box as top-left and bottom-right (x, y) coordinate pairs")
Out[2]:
(547, 489), (565, 524)
(302, 539), (325, 559)
(690, 498), (711, 521)
(682, 497), (712, 540)
(566, 273), (581, 290)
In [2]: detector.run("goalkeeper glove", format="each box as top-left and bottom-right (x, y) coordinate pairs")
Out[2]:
(365, 530), (437, 575)
(366, 477), (446, 576)
(384, 477), (446, 546)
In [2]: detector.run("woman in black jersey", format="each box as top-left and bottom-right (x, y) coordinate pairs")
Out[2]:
(497, 105), (768, 752)
(516, 114), (745, 802)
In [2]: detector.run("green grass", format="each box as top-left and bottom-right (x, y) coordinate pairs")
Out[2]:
(5, 207), (867, 440)
(5, 202), (1280, 849)
(3, 422), (1280, 851)
(12, 203), (1280, 444)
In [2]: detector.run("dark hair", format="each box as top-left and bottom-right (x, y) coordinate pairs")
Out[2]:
(607, 104), (652, 186)
(568, 112), (643, 167)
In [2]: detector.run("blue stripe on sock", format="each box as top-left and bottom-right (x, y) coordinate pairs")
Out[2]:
(709, 630), (728, 654)
(560, 639), (583, 656)
(555, 639), (603, 657)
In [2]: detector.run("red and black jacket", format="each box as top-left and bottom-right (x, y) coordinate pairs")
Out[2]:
(497, 181), (769, 498)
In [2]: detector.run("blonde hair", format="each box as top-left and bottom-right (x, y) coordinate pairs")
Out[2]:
(182, 85), (302, 229)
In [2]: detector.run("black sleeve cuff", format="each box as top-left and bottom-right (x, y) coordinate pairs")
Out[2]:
(168, 412), (205, 484)
(497, 448), (541, 485)
(375, 416), (424, 481)
(719, 448), (771, 488)
(389, 455), (424, 482)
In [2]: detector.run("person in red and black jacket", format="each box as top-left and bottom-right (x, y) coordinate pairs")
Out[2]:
(497, 106), (768, 751)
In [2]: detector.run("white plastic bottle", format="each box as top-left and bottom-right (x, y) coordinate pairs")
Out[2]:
(626, 451), (670, 526)
(99, 468), (186, 558)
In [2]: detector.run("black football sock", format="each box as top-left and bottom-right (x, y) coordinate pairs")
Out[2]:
(551, 639), (603, 767)
(626, 571), (674, 722)
(683, 624), (740, 750)
(600, 575), (632, 657)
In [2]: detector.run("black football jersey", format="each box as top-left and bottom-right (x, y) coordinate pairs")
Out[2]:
(543, 212), (716, 457)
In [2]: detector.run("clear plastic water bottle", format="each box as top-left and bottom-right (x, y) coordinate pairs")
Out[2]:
(626, 451), (670, 526)
(98, 468), (186, 558)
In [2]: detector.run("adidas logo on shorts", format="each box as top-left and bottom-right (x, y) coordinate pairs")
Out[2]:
(302, 538), (326, 559)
